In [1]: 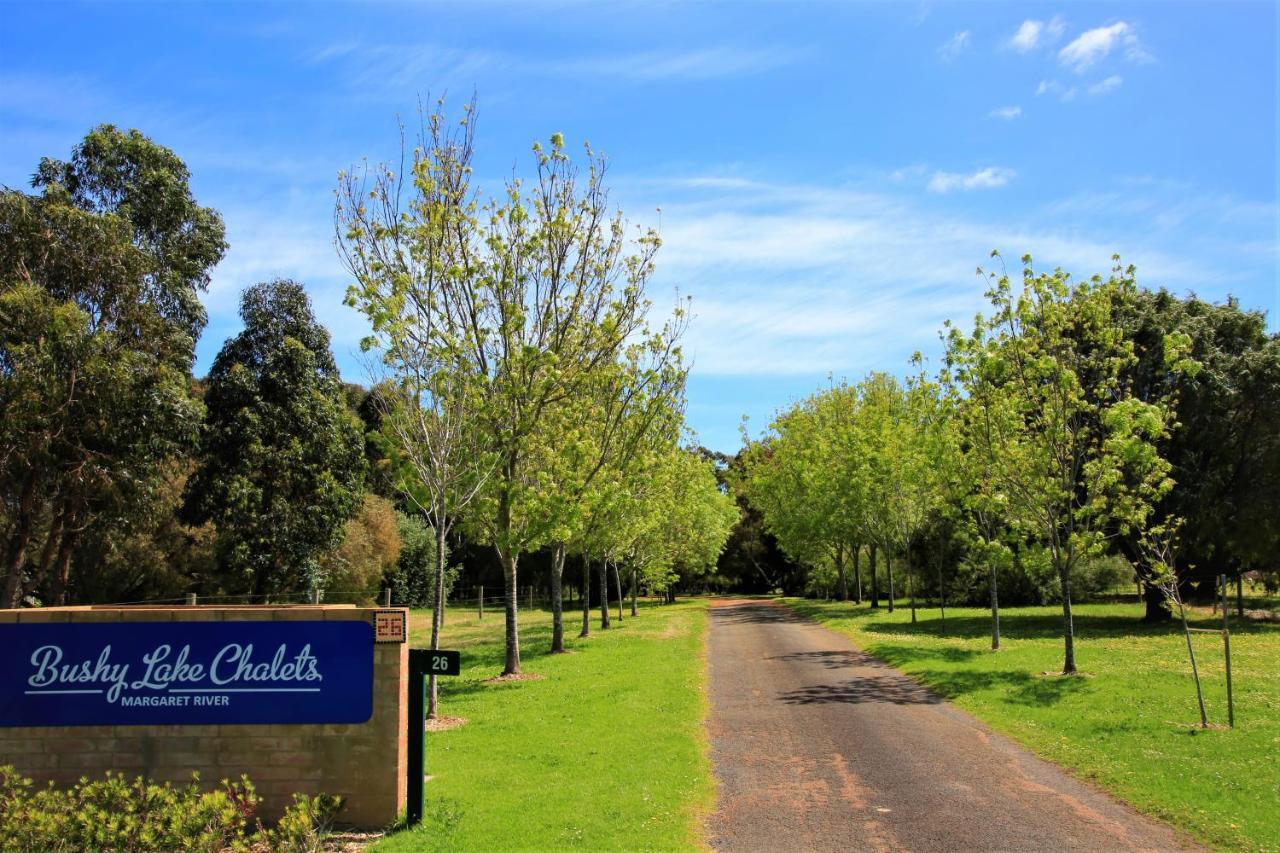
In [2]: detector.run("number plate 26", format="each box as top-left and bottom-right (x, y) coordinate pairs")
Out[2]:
(427, 649), (460, 676)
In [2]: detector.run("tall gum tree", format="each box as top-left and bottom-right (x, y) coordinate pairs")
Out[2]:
(1, 126), (225, 606)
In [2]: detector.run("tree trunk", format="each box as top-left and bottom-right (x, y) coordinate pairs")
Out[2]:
(598, 561), (611, 629)
(907, 541), (916, 624)
(1141, 581), (1172, 622)
(29, 509), (64, 595)
(835, 546), (848, 602)
(579, 558), (591, 638)
(500, 549), (521, 675)
(1176, 597), (1209, 727)
(3, 470), (38, 608)
(550, 543), (566, 653)
(428, 519), (448, 718)
(630, 567), (638, 616)
(936, 556), (946, 629)
(989, 565), (1001, 651)
(1236, 573), (1244, 618)
(886, 551), (895, 613)
(869, 545), (879, 608)
(1059, 567), (1077, 674)
(853, 545), (862, 604)
(51, 526), (79, 607)
(610, 561), (624, 622)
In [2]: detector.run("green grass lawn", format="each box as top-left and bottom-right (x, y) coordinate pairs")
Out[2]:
(781, 596), (1280, 851)
(374, 598), (713, 852)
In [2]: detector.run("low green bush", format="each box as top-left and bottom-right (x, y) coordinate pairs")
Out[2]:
(0, 766), (341, 852)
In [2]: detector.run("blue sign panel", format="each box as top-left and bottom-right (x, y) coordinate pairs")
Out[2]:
(0, 620), (373, 727)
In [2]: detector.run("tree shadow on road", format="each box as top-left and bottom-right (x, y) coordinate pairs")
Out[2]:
(766, 650), (890, 669)
(710, 603), (809, 626)
(862, 647), (1091, 708)
(778, 672), (943, 706)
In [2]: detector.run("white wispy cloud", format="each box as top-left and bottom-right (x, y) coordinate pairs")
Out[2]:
(1059, 21), (1148, 72)
(309, 41), (804, 90)
(989, 105), (1023, 120)
(1036, 79), (1077, 101)
(1006, 16), (1066, 53)
(938, 30), (972, 61)
(1088, 75), (1124, 96)
(927, 167), (1016, 193)
(1008, 20), (1044, 52)
(625, 175), (1252, 380)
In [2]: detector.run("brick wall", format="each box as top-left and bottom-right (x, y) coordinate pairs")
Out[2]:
(0, 605), (408, 828)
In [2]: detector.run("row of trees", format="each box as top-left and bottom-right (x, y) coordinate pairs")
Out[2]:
(336, 102), (736, 681)
(1, 113), (737, 696)
(740, 254), (1279, 675)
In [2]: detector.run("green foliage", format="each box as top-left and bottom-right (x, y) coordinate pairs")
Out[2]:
(1116, 289), (1280, 593)
(337, 101), (689, 672)
(182, 280), (365, 598)
(945, 255), (1179, 671)
(0, 125), (224, 607)
(69, 462), (217, 603)
(0, 768), (341, 852)
(386, 511), (447, 608)
(740, 367), (959, 604)
(317, 493), (402, 602)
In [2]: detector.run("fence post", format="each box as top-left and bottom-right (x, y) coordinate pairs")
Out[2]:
(529, 585), (534, 610)
(382, 587), (392, 607)
(1220, 574), (1235, 728)
(478, 586), (483, 620)
(185, 593), (197, 606)
(310, 589), (321, 605)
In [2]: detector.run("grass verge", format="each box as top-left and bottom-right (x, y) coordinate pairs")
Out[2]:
(374, 598), (713, 852)
(780, 597), (1279, 852)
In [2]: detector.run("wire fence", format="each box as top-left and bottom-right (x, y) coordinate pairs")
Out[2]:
(92, 585), (573, 611)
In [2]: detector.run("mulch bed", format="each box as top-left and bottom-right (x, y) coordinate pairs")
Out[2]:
(426, 715), (468, 732)
(483, 672), (545, 683)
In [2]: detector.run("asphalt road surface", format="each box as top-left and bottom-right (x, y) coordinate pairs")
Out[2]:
(704, 599), (1194, 852)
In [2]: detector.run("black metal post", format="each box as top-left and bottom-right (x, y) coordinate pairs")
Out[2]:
(407, 649), (428, 825)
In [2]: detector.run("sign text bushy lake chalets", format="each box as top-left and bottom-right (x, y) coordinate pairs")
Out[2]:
(0, 621), (374, 726)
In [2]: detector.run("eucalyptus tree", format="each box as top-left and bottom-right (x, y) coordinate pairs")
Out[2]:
(944, 254), (1178, 674)
(339, 102), (682, 675)
(1, 126), (226, 606)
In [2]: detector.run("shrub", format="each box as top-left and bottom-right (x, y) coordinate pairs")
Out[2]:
(317, 493), (402, 603)
(385, 511), (458, 609)
(0, 767), (341, 852)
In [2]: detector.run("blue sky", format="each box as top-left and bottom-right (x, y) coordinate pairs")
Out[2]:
(2, 1), (1276, 452)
